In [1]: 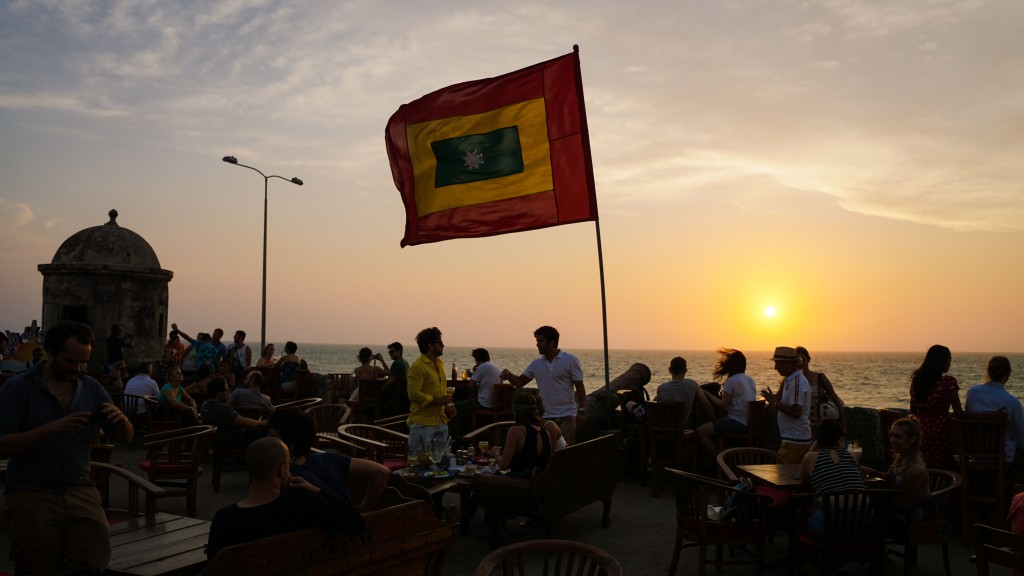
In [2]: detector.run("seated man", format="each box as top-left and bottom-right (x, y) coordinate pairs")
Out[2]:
(124, 360), (161, 414)
(200, 377), (267, 445)
(268, 408), (390, 511)
(229, 370), (275, 418)
(966, 356), (1024, 469)
(625, 356), (697, 423)
(452, 347), (502, 433)
(206, 437), (365, 560)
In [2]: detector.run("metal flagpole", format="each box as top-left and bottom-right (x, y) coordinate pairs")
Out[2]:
(595, 219), (611, 430)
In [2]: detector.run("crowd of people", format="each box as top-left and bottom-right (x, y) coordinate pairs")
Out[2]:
(3, 317), (1022, 574)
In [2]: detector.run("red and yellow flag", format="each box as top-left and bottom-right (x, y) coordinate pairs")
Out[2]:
(386, 49), (597, 247)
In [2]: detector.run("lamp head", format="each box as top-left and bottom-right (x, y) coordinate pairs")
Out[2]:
(222, 156), (238, 164)
(291, 178), (303, 186)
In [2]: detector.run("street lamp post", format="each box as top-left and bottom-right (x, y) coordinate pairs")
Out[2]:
(221, 155), (303, 354)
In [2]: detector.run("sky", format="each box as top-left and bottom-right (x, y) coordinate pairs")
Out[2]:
(1, 0), (1022, 354)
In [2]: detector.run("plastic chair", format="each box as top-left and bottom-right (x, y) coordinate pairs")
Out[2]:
(887, 468), (962, 576)
(471, 384), (516, 430)
(666, 468), (771, 576)
(646, 402), (697, 497)
(718, 400), (767, 451)
(954, 411), (1008, 543)
(338, 424), (410, 471)
(973, 523), (1024, 576)
(137, 424), (215, 517)
(789, 489), (897, 576)
(474, 539), (624, 576)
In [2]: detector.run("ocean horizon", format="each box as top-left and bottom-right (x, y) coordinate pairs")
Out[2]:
(292, 344), (1024, 411)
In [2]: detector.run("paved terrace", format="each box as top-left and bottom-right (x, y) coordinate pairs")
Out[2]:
(1, 441), (992, 575)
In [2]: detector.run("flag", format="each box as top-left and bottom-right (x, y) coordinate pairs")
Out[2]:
(385, 49), (597, 247)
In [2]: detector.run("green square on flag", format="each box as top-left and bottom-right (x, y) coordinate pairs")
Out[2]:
(431, 126), (524, 188)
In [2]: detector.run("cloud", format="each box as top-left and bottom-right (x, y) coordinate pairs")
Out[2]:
(0, 200), (34, 227)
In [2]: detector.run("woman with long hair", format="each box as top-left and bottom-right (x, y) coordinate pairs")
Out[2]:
(796, 346), (847, 437)
(256, 343), (276, 368)
(496, 393), (562, 478)
(910, 345), (962, 469)
(886, 417), (930, 517)
(695, 348), (757, 461)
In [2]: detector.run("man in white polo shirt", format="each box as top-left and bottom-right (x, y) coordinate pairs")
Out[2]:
(502, 326), (585, 445)
(761, 346), (812, 463)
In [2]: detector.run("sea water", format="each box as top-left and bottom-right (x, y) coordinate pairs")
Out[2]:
(295, 344), (1024, 410)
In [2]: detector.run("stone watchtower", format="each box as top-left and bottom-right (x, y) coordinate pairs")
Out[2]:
(38, 210), (173, 374)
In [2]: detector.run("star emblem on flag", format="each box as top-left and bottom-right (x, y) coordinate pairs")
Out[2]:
(462, 149), (485, 170)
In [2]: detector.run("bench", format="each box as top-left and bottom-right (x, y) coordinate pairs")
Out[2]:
(204, 500), (458, 575)
(472, 434), (622, 536)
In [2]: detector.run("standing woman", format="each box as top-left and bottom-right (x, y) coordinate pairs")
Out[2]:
(695, 348), (757, 462)
(909, 344), (962, 469)
(796, 346), (847, 438)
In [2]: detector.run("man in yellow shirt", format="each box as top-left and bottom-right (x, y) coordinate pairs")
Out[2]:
(406, 327), (456, 458)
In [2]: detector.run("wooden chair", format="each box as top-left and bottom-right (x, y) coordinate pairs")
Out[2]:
(666, 468), (771, 576)
(261, 366), (282, 403)
(273, 397), (322, 411)
(137, 424), (215, 517)
(207, 425), (248, 493)
(373, 413), (411, 434)
(90, 461), (166, 522)
(789, 489), (897, 576)
(887, 468), (962, 576)
(325, 372), (352, 404)
(718, 400), (767, 451)
(204, 501), (458, 576)
(716, 447), (786, 483)
(474, 539), (624, 576)
(973, 523), (1024, 576)
(470, 384), (516, 430)
(276, 368), (309, 403)
(351, 378), (388, 423)
(306, 403), (350, 447)
(142, 395), (188, 436)
(463, 420), (517, 452)
(121, 394), (147, 444)
(337, 424), (410, 471)
(878, 408), (904, 468)
(646, 402), (697, 497)
(954, 411), (1008, 543)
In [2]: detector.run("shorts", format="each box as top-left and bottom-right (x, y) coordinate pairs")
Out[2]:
(778, 442), (812, 464)
(4, 486), (111, 574)
(713, 417), (747, 434)
(408, 423), (449, 457)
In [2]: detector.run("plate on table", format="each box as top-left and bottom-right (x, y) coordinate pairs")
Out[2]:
(418, 469), (456, 481)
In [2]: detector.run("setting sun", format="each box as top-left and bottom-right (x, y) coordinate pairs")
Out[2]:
(764, 306), (777, 318)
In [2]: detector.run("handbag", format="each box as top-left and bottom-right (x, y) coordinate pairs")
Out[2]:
(818, 375), (840, 420)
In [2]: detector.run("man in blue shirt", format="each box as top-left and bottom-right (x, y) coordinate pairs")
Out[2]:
(965, 355), (1024, 465)
(0, 321), (133, 574)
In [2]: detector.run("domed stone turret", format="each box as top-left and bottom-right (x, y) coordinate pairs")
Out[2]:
(49, 209), (164, 271)
(38, 210), (173, 374)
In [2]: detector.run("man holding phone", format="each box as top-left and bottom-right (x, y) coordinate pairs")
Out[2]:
(0, 321), (133, 575)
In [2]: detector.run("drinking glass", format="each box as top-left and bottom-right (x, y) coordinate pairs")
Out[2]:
(479, 440), (490, 454)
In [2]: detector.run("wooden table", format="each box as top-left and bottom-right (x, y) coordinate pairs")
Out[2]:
(737, 463), (806, 488)
(107, 513), (211, 576)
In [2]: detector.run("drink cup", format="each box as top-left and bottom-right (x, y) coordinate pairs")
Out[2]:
(479, 440), (490, 454)
(446, 386), (456, 397)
